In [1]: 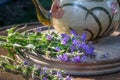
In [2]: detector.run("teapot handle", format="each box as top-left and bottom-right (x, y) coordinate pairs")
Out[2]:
(32, 0), (51, 26)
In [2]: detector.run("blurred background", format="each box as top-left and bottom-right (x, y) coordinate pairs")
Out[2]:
(0, 0), (119, 27)
(0, 0), (52, 27)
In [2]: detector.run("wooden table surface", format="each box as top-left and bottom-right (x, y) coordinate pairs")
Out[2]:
(72, 72), (120, 80)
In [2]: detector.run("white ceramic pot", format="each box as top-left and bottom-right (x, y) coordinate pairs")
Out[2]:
(33, 0), (120, 40)
(51, 0), (120, 40)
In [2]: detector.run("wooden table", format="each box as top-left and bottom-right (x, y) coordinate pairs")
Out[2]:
(72, 72), (120, 80)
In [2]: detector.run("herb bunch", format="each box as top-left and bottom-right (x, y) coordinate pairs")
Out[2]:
(0, 55), (71, 80)
(0, 26), (95, 63)
(0, 25), (96, 80)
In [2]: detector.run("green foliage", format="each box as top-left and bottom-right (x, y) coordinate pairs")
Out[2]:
(0, 55), (70, 80)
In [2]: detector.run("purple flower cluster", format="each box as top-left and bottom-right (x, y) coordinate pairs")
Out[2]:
(23, 61), (29, 65)
(44, 29), (95, 63)
(61, 34), (70, 45)
(40, 67), (49, 75)
(72, 39), (80, 46)
(57, 53), (69, 62)
(70, 45), (76, 52)
(46, 35), (52, 40)
(82, 42), (95, 55)
(35, 27), (41, 33)
(39, 67), (72, 80)
(66, 76), (72, 80)
(70, 29), (78, 36)
(81, 33), (87, 41)
(56, 30), (95, 63)
(57, 71), (62, 79)
(57, 54), (87, 63)
(71, 56), (81, 62)
(101, 53), (109, 58)
(55, 47), (61, 52)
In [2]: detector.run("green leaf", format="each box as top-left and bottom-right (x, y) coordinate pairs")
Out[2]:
(7, 26), (17, 34)
(25, 44), (36, 50)
(23, 67), (32, 76)
(4, 64), (15, 69)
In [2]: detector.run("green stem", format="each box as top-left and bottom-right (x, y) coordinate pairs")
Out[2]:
(0, 55), (21, 64)
(65, 46), (69, 53)
(0, 36), (7, 40)
(48, 26), (51, 34)
(45, 41), (53, 56)
(0, 41), (12, 47)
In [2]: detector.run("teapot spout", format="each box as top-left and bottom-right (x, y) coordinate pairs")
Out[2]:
(32, 0), (51, 26)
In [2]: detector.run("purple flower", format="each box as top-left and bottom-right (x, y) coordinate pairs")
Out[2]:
(40, 67), (48, 75)
(71, 56), (81, 62)
(61, 35), (70, 45)
(86, 47), (95, 55)
(36, 27), (41, 32)
(88, 41), (93, 46)
(57, 53), (69, 62)
(43, 77), (47, 80)
(24, 61), (28, 65)
(42, 67), (48, 72)
(81, 33), (87, 41)
(46, 35), (52, 40)
(81, 55), (87, 62)
(61, 34), (66, 38)
(72, 39), (80, 46)
(57, 71), (62, 79)
(77, 44), (82, 50)
(70, 29), (78, 36)
(55, 47), (61, 52)
(65, 76), (72, 80)
(82, 42), (89, 50)
(81, 42), (94, 55)
(70, 45), (76, 52)
(61, 39), (67, 45)
(101, 53), (109, 58)
(64, 35), (70, 41)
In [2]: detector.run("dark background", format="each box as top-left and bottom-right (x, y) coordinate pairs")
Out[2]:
(0, 0), (52, 27)
(0, 0), (119, 27)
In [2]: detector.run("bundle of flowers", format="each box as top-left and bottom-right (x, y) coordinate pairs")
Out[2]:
(0, 26), (96, 79)
(0, 55), (71, 80)
(0, 26), (95, 63)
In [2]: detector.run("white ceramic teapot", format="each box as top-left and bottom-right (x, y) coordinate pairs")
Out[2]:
(32, 0), (120, 40)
